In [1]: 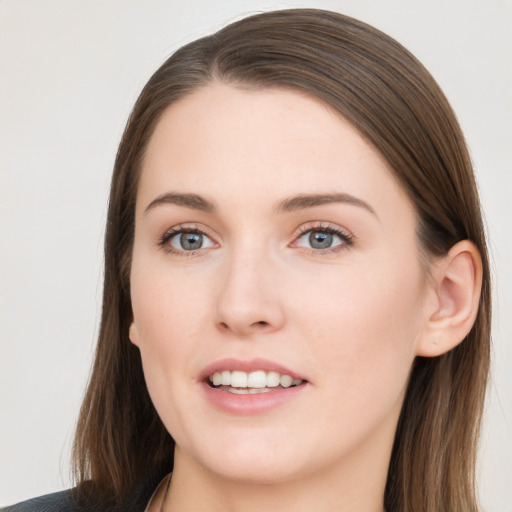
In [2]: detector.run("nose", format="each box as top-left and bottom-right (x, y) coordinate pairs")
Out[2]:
(215, 248), (285, 337)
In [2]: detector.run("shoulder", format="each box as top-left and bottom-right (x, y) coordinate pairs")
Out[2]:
(2, 462), (170, 512)
(2, 489), (78, 512)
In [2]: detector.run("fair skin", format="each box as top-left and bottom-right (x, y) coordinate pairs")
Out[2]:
(130, 83), (481, 512)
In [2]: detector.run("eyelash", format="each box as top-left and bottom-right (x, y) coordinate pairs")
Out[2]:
(158, 222), (355, 256)
(293, 222), (355, 255)
(158, 224), (214, 257)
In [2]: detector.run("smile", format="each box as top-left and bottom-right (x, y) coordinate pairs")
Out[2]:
(208, 370), (304, 394)
(200, 359), (308, 414)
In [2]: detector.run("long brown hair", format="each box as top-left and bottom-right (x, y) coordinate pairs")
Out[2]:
(73, 9), (490, 511)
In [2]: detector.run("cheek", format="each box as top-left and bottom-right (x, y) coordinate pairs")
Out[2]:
(129, 261), (213, 434)
(131, 256), (211, 340)
(296, 273), (422, 445)
(293, 257), (425, 394)
(129, 256), (217, 409)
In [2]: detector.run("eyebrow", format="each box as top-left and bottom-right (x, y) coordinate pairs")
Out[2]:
(144, 192), (216, 214)
(144, 191), (376, 217)
(275, 193), (377, 216)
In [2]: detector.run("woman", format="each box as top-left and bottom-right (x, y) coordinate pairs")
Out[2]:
(4, 8), (490, 512)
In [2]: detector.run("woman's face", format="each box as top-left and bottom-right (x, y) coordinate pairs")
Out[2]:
(130, 84), (433, 484)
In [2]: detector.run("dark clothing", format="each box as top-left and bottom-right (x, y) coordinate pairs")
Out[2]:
(2, 465), (170, 512)
(1, 490), (78, 512)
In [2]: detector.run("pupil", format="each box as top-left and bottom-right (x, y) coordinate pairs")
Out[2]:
(181, 232), (202, 250)
(309, 231), (332, 249)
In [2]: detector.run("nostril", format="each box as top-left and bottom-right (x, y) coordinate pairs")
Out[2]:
(217, 318), (275, 334)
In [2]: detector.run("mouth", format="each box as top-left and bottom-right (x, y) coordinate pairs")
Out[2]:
(207, 370), (305, 394)
(200, 359), (308, 414)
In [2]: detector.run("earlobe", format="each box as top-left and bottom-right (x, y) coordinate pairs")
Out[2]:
(417, 240), (482, 357)
(129, 321), (140, 347)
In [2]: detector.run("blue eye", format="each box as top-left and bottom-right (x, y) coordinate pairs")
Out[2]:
(166, 230), (215, 252)
(295, 228), (350, 250)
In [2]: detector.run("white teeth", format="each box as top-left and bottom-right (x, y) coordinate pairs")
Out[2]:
(247, 371), (267, 388)
(208, 370), (304, 389)
(227, 387), (272, 394)
(280, 374), (294, 388)
(230, 371), (248, 388)
(266, 371), (281, 387)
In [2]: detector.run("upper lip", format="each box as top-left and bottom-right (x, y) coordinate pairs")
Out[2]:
(198, 357), (307, 382)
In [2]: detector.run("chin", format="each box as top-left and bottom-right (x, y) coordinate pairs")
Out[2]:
(208, 457), (302, 485)
(180, 434), (308, 485)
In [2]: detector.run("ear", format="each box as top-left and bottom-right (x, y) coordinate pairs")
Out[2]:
(417, 240), (483, 357)
(129, 320), (140, 347)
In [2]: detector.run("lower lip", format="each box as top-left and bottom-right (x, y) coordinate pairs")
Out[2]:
(200, 381), (308, 415)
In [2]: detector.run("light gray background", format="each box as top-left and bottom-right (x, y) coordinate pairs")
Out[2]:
(1, 1), (511, 510)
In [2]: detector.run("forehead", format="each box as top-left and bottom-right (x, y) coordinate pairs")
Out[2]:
(138, 83), (413, 223)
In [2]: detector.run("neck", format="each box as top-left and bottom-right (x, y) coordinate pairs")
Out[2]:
(163, 441), (390, 512)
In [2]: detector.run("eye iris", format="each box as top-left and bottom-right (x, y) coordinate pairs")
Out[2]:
(309, 231), (333, 249)
(180, 232), (203, 250)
